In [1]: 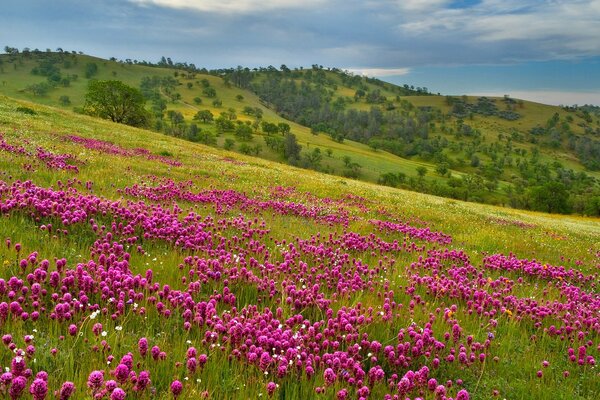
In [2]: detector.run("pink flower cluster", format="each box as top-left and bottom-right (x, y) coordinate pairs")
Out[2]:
(1, 133), (79, 172)
(67, 135), (182, 167)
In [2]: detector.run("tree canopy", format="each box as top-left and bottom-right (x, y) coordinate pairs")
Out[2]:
(84, 80), (149, 127)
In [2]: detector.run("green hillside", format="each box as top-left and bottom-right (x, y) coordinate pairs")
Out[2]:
(1, 49), (599, 215)
(0, 93), (599, 399)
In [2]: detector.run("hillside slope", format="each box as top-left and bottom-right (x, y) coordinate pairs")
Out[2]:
(0, 95), (599, 399)
(1, 50), (599, 214)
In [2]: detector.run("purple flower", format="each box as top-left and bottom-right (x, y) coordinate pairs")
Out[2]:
(171, 380), (183, 398)
(29, 378), (48, 400)
(138, 338), (148, 357)
(87, 370), (104, 392)
(324, 368), (336, 385)
(266, 382), (277, 396)
(136, 371), (150, 391)
(9, 375), (27, 399)
(105, 380), (118, 392)
(59, 382), (76, 400)
(114, 364), (130, 384)
(456, 389), (470, 400)
(111, 388), (126, 400)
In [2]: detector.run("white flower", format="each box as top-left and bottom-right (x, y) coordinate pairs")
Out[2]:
(101, 331), (107, 337)
(186, 340), (192, 344)
(90, 310), (99, 319)
(115, 326), (123, 331)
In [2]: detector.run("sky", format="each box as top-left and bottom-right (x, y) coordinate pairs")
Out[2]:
(2, 0), (600, 105)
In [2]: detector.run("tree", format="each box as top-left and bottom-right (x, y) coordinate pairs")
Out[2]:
(261, 121), (279, 135)
(84, 80), (148, 127)
(202, 87), (216, 97)
(59, 95), (71, 106)
(283, 133), (301, 164)
(435, 162), (449, 176)
(416, 166), (427, 177)
(224, 138), (235, 150)
(193, 110), (214, 123)
(215, 115), (234, 133)
(277, 122), (291, 135)
(85, 62), (98, 79)
(235, 124), (253, 141)
(528, 182), (571, 214)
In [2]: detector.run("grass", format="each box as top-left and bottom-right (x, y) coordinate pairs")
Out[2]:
(0, 95), (599, 399)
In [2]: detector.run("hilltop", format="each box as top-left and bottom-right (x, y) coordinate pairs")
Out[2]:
(1, 48), (599, 214)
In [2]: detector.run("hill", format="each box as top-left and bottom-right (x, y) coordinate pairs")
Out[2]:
(1, 49), (599, 215)
(0, 94), (599, 399)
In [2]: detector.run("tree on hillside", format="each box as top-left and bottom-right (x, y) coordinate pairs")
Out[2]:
(527, 182), (571, 214)
(84, 80), (149, 127)
(85, 62), (98, 79)
(193, 110), (214, 123)
(283, 133), (301, 164)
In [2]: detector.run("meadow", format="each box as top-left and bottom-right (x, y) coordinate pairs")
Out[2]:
(0, 96), (599, 399)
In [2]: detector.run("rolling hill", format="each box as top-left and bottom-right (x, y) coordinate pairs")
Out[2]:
(1, 49), (599, 215)
(0, 89), (599, 399)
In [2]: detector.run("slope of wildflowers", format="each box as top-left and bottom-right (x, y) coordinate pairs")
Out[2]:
(0, 96), (599, 400)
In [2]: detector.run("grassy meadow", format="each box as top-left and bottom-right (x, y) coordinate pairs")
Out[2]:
(0, 95), (598, 399)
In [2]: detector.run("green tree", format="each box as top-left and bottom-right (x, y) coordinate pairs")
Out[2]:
(59, 95), (71, 106)
(85, 62), (98, 79)
(283, 133), (301, 164)
(435, 162), (449, 176)
(235, 124), (253, 141)
(416, 166), (428, 177)
(528, 182), (571, 214)
(261, 121), (279, 135)
(202, 87), (216, 97)
(277, 122), (291, 135)
(84, 80), (148, 127)
(224, 138), (235, 150)
(193, 110), (214, 123)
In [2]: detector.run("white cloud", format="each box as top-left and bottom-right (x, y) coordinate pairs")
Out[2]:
(398, 0), (600, 59)
(395, 0), (451, 12)
(129, 0), (324, 14)
(346, 67), (410, 77)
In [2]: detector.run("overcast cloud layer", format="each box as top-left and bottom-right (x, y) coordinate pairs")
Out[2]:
(1, 0), (599, 103)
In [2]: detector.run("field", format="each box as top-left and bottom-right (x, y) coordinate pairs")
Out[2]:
(0, 95), (599, 399)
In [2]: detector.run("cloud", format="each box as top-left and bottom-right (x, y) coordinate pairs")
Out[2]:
(397, 0), (600, 59)
(346, 67), (411, 77)
(129, 0), (324, 14)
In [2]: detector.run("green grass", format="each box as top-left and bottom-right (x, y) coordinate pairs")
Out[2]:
(0, 95), (599, 399)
